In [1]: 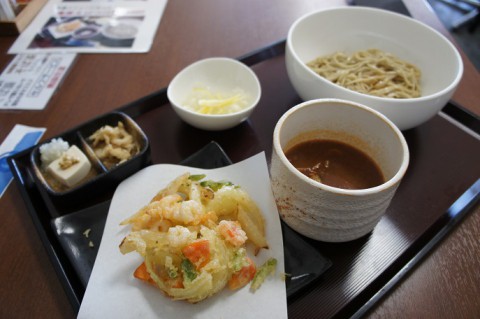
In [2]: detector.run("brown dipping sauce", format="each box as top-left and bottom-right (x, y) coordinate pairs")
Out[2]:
(285, 139), (384, 189)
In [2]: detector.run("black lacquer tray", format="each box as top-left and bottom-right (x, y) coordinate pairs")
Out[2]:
(8, 35), (480, 319)
(48, 141), (331, 302)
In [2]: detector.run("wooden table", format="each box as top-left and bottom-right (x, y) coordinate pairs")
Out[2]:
(0, 1), (478, 318)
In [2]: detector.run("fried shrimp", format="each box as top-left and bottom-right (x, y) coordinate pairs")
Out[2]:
(120, 194), (206, 230)
(217, 220), (247, 247)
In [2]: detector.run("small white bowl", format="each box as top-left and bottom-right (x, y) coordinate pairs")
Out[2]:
(167, 57), (261, 131)
(286, 7), (463, 130)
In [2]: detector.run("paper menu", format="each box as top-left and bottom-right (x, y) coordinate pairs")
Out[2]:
(78, 153), (288, 319)
(0, 53), (76, 110)
(8, 0), (168, 54)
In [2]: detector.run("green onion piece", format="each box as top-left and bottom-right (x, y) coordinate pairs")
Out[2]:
(181, 259), (197, 282)
(250, 258), (277, 292)
(189, 174), (206, 181)
(167, 268), (178, 279)
(200, 180), (233, 191)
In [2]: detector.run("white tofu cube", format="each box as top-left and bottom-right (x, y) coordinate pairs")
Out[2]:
(47, 145), (92, 187)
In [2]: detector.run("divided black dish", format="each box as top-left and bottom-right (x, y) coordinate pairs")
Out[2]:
(30, 111), (151, 212)
(51, 141), (332, 299)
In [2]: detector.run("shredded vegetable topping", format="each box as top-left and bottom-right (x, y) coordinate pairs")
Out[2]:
(183, 86), (251, 115)
(89, 121), (140, 169)
(250, 258), (277, 292)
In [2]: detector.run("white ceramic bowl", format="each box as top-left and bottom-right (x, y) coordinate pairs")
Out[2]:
(270, 98), (409, 242)
(167, 57), (261, 131)
(285, 7), (463, 130)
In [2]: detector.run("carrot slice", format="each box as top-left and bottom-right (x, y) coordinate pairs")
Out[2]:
(182, 240), (211, 269)
(228, 257), (256, 290)
(134, 262), (156, 285)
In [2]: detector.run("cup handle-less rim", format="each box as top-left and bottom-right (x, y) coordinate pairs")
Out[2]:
(272, 98), (410, 196)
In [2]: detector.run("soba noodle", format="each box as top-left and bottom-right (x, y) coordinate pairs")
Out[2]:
(307, 49), (421, 99)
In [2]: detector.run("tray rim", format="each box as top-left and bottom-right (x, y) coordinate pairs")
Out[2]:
(7, 39), (480, 317)
(352, 178), (480, 318)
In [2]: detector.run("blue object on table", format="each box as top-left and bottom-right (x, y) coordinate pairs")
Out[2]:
(0, 131), (43, 195)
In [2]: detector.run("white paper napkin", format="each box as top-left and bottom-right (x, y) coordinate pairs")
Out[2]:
(78, 152), (288, 319)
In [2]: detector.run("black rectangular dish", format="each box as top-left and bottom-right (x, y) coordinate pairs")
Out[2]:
(8, 39), (480, 319)
(48, 141), (331, 302)
(29, 111), (151, 213)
